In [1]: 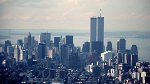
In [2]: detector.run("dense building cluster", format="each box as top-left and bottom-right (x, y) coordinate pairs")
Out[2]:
(0, 15), (150, 84)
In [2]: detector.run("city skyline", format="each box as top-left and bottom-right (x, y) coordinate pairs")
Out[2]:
(0, 0), (150, 83)
(0, 0), (150, 32)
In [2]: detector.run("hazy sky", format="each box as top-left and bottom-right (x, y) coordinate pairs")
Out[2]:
(0, 0), (150, 32)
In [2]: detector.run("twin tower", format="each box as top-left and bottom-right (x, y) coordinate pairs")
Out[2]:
(90, 15), (104, 54)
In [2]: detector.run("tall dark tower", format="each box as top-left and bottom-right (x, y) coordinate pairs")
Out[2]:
(119, 38), (126, 53)
(124, 49), (131, 65)
(131, 45), (138, 67)
(66, 35), (73, 47)
(117, 40), (119, 53)
(54, 37), (61, 48)
(38, 43), (47, 59)
(28, 32), (32, 48)
(131, 45), (138, 55)
(106, 41), (112, 51)
(82, 42), (90, 53)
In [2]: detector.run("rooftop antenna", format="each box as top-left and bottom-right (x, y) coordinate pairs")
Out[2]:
(100, 9), (102, 17)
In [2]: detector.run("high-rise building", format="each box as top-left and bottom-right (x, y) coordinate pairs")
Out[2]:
(60, 44), (69, 66)
(4, 40), (11, 53)
(101, 51), (112, 62)
(90, 17), (97, 42)
(91, 41), (103, 54)
(24, 32), (34, 49)
(106, 41), (112, 51)
(38, 43), (47, 59)
(97, 17), (104, 45)
(7, 46), (14, 56)
(117, 40), (119, 53)
(90, 15), (104, 53)
(40, 32), (51, 47)
(131, 45), (138, 66)
(131, 45), (138, 55)
(54, 37), (60, 48)
(28, 32), (32, 47)
(82, 42), (90, 52)
(66, 35), (73, 47)
(23, 49), (28, 61)
(17, 39), (23, 47)
(124, 49), (131, 65)
(118, 38), (126, 53)
(69, 53), (81, 69)
(24, 37), (28, 49)
(117, 52), (123, 64)
(14, 45), (20, 61)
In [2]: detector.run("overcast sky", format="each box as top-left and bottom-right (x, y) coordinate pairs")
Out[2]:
(0, 0), (150, 32)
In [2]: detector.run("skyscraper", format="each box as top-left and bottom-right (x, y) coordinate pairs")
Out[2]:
(131, 45), (138, 55)
(82, 42), (90, 53)
(28, 32), (31, 47)
(118, 38), (126, 53)
(66, 35), (73, 47)
(91, 41), (103, 54)
(14, 45), (22, 61)
(117, 52), (123, 64)
(124, 49), (131, 65)
(4, 40), (11, 53)
(117, 40), (119, 53)
(60, 44), (69, 66)
(90, 17), (97, 42)
(24, 32), (34, 50)
(54, 37), (61, 48)
(17, 39), (23, 47)
(106, 41), (112, 51)
(90, 15), (104, 53)
(14, 45), (20, 61)
(38, 43), (47, 59)
(131, 45), (138, 66)
(97, 16), (104, 45)
(40, 32), (51, 47)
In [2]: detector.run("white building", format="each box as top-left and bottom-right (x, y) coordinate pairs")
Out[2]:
(101, 51), (112, 61)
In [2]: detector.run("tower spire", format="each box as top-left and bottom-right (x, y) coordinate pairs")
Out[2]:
(100, 9), (102, 17)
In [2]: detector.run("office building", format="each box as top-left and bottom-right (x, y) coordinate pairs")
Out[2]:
(23, 49), (28, 61)
(4, 40), (11, 53)
(38, 43), (47, 59)
(131, 45), (138, 66)
(97, 17), (104, 45)
(54, 37), (60, 48)
(24, 32), (35, 49)
(82, 42), (90, 52)
(91, 41), (103, 54)
(117, 52), (123, 64)
(106, 41), (112, 51)
(40, 32), (51, 47)
(60, 44), (69, 66)
(90, 17), (97, 42)
(124, 49), (131, 65)
(117, 40), (119, 53)
(28, 32), (32, 47)
(119, 38), (126, 53)
(66, 35), (73, 47)
(7, 46), (14, 56)
(101, 51), (112, 62)
(131, 45), (138, 55)
(17, 39), (23, 47)
(14, 45), (20, 61)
